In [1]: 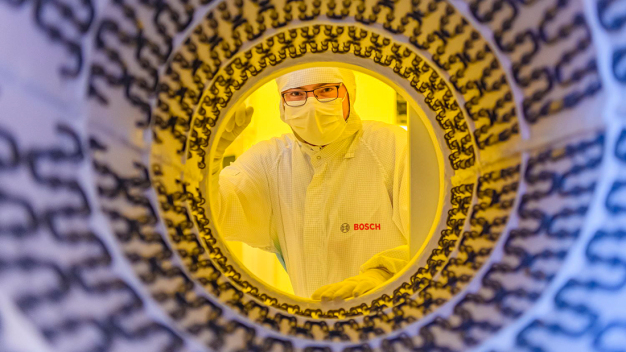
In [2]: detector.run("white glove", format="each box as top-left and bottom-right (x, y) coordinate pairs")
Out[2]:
(211, 104), (254, 175)
(311, 269), (391, 301)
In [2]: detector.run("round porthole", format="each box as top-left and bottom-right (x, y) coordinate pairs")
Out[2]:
(197, 67), (444, 301)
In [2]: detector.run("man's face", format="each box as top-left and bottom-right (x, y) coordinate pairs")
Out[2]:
(281, 83), (350, 120)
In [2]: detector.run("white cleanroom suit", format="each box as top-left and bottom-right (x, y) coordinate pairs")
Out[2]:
(212, 67), (411, 299)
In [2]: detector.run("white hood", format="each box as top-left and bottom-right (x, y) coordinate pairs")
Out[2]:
(275, 67), (362, 146)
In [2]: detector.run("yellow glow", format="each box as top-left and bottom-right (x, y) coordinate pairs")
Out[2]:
(223, 70), (403, 295)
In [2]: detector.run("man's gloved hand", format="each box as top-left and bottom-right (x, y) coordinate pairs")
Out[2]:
(311, 269), (391, 301)
(211, 104), (254, 175)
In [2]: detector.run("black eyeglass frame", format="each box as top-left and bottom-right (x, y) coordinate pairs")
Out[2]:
(280, 83), (346, 107)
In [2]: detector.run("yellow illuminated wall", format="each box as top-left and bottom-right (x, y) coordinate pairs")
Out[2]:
(223, 70), (402, 295)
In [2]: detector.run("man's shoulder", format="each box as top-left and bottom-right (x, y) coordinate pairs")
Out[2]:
(252, 133), (297, 151)
(360, 120), (407, 149)
(242, 133), (296, 160)
(229, 133), (295, 172)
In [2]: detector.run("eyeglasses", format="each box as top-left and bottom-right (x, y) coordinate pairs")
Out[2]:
(281, 83), (344, 107)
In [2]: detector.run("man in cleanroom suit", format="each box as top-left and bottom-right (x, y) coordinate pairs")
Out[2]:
(210, 67), (410, 300)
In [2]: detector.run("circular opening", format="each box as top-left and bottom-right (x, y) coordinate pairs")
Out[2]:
(198, 65), (444, 303)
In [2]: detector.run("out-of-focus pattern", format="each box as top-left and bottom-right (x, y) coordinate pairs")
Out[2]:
(0, 0), (623, 351)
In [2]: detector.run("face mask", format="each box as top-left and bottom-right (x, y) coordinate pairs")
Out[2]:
(281, 96), (348, 146)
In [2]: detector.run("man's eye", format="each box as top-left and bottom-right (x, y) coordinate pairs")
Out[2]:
(289, 91), (304, 96)
(320, 87), (333, 93)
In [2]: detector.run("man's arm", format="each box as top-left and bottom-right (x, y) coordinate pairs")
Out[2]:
(359, 244), (410, 277)
(193, 104), (276, 253)
(392, 141), (410, 240)
(208, 143), (276, 253)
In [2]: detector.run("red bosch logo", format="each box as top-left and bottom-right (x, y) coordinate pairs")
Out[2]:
(354, 223), (381, 230)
